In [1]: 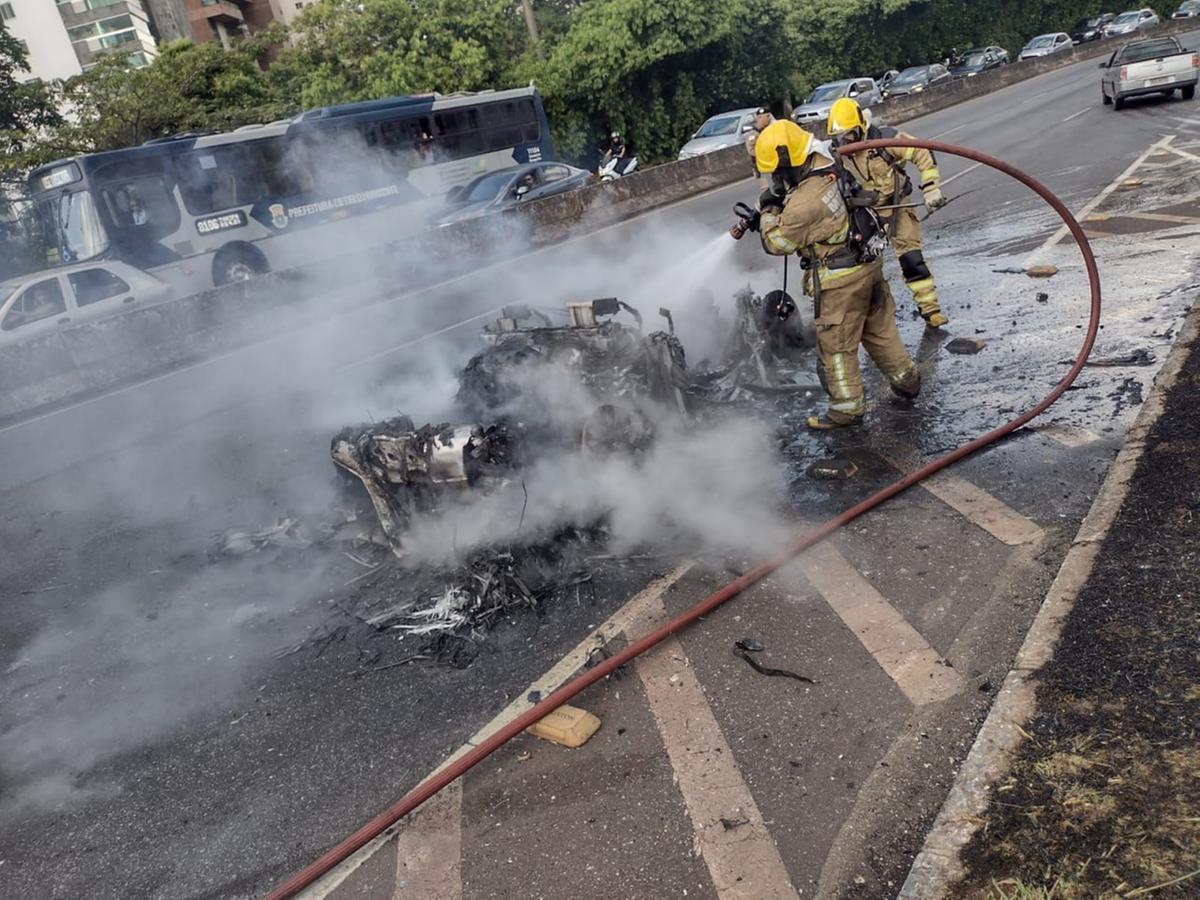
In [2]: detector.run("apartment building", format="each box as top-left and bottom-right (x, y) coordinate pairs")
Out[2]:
(4, 0), (159, 81)
(181, 0), (281, 49)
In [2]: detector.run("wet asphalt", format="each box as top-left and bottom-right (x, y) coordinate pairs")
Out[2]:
(2, 35), (1200, 900)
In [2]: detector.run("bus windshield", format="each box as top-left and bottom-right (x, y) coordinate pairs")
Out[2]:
(36, 190), (110, 264)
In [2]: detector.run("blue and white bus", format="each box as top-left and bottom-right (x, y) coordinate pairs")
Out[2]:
(21, 87), (553, 290)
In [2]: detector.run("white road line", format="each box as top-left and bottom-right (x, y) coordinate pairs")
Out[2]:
(921, 473), (1046, 546)
(931, 123), (971, 139)
(798, 546), (965, 707)
(1063, 105), (1093, 123)
(1026, 133), (1176, 263)
(941, 161), (983, 187)
(1162, 143), (1200, 164)
(883, 449), (1045, 547)
(392, 782), (463, 900)
(302, 564), (694, 899)
(633, 597), (801, 900)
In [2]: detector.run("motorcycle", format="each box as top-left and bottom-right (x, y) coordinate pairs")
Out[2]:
(598, 151), (639, 182)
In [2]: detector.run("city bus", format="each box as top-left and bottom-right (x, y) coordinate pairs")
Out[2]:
(20, 87), (553, 291)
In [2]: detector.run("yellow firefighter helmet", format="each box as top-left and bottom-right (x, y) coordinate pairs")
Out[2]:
(755, 120), (814, 174)
(827, 97), (868, 136)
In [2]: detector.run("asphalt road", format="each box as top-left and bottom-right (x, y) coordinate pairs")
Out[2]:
(2, 37), (1199, 900)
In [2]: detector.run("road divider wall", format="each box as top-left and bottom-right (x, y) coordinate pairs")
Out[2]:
(4, 19), (1196, 423)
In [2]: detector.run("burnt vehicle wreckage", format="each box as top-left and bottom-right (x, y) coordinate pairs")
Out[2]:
(318, 290), (820, 659)
(331, 291), (817, 553)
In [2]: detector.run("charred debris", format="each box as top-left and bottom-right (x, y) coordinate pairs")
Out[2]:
(273, 290), (817, 667)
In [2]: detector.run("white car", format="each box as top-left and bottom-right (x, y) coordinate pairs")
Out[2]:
(678, 108), (762, 160)
(1018, 32), (1074, 60)
(1105, 8), (1161, 35)
(0, 261), (174, 346)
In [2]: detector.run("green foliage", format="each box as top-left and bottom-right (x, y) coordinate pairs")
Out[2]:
(273, 0), (522, 108)
(1, 22), (62, 174)
(52, 41), (288, 155)
(2, 0), (1141, 174)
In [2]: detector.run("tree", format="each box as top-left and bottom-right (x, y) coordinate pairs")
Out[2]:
(273, 0), (524, 109)
(527, 0), (736, 161)
(51, 41), (288, 155)
(1, 22), (62, 173)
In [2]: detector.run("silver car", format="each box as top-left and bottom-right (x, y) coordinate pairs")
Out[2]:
(0, 261), (173, 346)
(1174, 0), (1200, 18)
(791, 78), (881, 124)
(1018, 32), (1074, 59)
(678, 108), (760, 160)
(1105, 8), (1161, 35)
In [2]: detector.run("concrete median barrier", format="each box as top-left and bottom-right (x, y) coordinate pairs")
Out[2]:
(3, 18), (1195, 423)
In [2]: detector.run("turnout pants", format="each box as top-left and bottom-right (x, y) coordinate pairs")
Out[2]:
(811, 258), (917, 422)
(882, 206), (940, 322)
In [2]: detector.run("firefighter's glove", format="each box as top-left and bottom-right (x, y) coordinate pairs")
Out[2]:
(922, 183), (946, 210)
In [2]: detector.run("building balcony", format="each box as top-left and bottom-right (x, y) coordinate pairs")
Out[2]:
(188, 0), (247, 25)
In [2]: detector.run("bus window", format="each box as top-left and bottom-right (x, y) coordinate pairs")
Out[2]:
(379, 116), (429, 169)
(178, 147), (244, 215)
(243, 138), (314, 200)
(101, 176), (180, 238)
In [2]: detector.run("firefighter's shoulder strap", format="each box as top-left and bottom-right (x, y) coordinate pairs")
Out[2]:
(866, 125), (901, 166)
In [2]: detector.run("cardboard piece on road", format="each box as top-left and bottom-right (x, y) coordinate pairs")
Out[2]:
(946, 337), (987, 355)
(525, 705), (601, 748)
(1025, 265), (1058, 278)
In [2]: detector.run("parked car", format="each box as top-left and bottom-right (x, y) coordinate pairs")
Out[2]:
(1071, 13), (1117, 42)
(1018, 32), (1074, 59)
(1104, 8), (1161, 36)
(1100, 35), (1198, 108)
(950, 46), (1009, 77)
(677, 107), (760, 160)
(0, 261), (174, 347)
(791, 78), (881, 123)
(437, 163), (592, 226)
(881, 64), (953, 97)
(1172, 0), (1200, 18)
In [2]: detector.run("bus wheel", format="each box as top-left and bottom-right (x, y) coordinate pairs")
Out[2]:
(213, 245), (268, 286)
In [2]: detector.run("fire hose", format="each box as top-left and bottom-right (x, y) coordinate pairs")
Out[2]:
(266, 139), (1101, 899)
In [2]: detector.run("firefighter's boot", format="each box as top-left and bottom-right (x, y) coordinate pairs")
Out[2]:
(888, 362), (922, 400)
(898, 250), (947, 329)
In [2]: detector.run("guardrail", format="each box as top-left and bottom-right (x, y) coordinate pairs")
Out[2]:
(2, 17), (1196, 424)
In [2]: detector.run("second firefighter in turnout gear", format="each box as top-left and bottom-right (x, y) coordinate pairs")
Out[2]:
(827, 97), (949, 329)
(749, 119), (920, 429)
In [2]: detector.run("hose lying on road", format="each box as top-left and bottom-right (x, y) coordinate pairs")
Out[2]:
(266, 139), (1102, 900)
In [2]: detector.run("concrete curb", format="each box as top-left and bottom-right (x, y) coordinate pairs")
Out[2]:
(896, 292), (1200, 899)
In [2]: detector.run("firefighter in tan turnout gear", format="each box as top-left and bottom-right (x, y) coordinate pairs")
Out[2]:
(745, 119), (920, 429)
(826, 97), (949, 328)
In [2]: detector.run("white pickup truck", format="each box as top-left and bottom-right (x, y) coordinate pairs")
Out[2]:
(1100, 36), (1199, 109)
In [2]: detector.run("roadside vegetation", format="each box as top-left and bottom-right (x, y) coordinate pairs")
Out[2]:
(3, 0), (1130, 172)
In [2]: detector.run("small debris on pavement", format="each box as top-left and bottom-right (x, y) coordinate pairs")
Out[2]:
(212, 517), (313, 557)
(806, 458), (858, 480)
(527, 690), (542, 703)
(1085, 212), (1111, 222)
(1035, 292), (1049, 303)
(735, 638), (766, 652)
(720, 816), (751, 830)
(525, 704), (601, 748)
(1119, 177), (1144, 190)
(1084, 348), (1155, 367)
(1025, 265), (1058, 278)
(733, 641), (816, 684)
(946, 338), (987, 355)
(515, 751), (532, 762)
